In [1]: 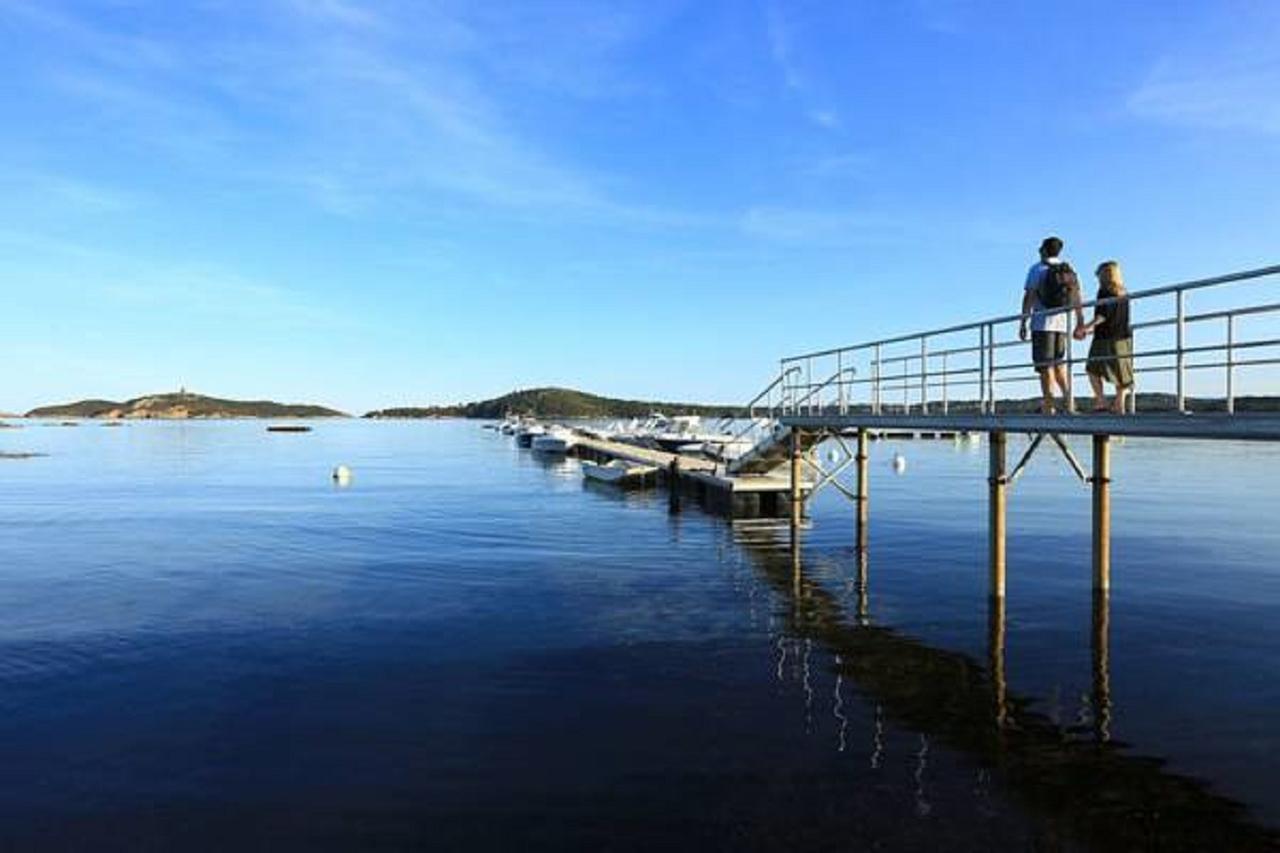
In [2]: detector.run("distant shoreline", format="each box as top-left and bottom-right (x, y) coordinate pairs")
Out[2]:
(25, 392), (348, 420)
(19, 387), (1280, 422)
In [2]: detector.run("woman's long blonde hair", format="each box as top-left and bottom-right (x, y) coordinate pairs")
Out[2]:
(1095, 260), (1126, 296)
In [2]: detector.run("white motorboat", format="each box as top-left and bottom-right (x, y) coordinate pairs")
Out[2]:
(532, 426), (576, 454)
(613, 413), (669, 445)
(581, 459), (658, 487)
(515, 423), (546, 447)
(697, 436), (758, 460)
(648, 414), (702, 449)
(489, 415), (519, 432)
(648, 414), (760, 460)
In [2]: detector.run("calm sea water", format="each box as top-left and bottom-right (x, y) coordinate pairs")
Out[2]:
(1, 419), (1278, 851)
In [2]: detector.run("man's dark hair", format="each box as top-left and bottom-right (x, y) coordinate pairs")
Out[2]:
(1040, 236), (1064, 259)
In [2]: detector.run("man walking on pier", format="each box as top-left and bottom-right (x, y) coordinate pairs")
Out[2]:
(1020, 236), (1085, 413)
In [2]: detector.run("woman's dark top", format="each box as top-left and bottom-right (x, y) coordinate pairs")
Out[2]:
(1094, 290), (1131, 340)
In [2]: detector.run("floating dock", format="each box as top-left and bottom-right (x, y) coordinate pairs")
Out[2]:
(570, 435), (811, 519)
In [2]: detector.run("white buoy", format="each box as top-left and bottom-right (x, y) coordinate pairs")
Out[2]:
(332, 464), (352, 486)
(891, 453), (907, 474)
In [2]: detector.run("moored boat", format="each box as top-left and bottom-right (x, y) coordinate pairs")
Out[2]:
(515, 423), (546, 447)
(581, 459), (658, 487)
(532, 426), (576, 454)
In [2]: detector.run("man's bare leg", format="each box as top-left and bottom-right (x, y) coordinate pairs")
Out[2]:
(1038, 369), (1057, 414)
(1053, 363), (1071, 412)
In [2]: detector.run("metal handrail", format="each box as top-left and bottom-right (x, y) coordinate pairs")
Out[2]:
(778, 264), (1280, 416)
(717, 367), (800, 433)
(785, 263), (1280, 362)
(785, 367), (858, 416)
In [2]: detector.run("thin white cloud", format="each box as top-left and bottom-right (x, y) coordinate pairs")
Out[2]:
(0, 1), (179, 70)
(283, 0), (384, 30)
(0, 172), (140, 214)
(98, 268), (351, 331)
(1129, 58), (1280, 135)
(762, 2), (840, 130)
(0, 228), (355, 332)
(802, 152), (873, 179)
(906, 0), (970, 35)
(740, 205), (900, 245)
(764, 2), (804, 92)
(808, 109), (840, 129)
(1128, 7), (1280, 136)
(10, 1), (702, 224)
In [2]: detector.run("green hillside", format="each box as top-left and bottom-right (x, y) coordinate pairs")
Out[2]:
(27, 393), (347, 419)
(365, 387), (736, 419)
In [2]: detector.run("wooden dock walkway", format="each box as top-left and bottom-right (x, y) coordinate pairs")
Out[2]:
(784, 411), (1280, 442)
(571, 435), (716, 472)
(570, 435), (811, 518)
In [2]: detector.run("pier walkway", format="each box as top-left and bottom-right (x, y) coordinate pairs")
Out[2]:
(560, 264), (1279, 572)
(572, 435), (809, 517)
(722, 262), (1280, 599)
(782, 411), (1280, 441)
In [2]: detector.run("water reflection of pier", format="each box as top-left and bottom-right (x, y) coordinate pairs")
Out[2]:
(735, 525), (1276, 852)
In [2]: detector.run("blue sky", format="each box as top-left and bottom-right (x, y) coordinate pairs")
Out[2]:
(2, 0), (1278, 414)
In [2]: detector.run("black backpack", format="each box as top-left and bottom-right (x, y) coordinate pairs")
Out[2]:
(1038, 262), (1079, 310)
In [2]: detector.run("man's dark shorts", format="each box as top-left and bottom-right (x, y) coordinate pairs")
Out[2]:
(1032, 331), (1066, 370)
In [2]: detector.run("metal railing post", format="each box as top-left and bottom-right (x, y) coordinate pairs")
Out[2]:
(806, 357), (814, 416)
(1129, 328), (1138, 415)
(978, 326), (986, 414)
(1066, 311), (1076, 414)
(837, 351), (845, 415)
(920, 337), (929, 414)
(873, 344), (882, 415)
(1176, 289), (1187, 412)
(1227, 314), (1236, 414)
(986, 323), (997, 414)
(902, 358), (909, 414)
(942, 352), (949, 415)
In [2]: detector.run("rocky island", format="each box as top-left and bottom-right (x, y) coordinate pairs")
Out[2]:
(27, 392), (347, 420)
(364, 387), (736, 420)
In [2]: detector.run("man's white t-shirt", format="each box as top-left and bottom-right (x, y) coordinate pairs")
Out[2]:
(1025, 257), (1068, 334)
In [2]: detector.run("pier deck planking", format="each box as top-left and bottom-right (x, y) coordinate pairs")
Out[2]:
(782, 412), (1280, 442)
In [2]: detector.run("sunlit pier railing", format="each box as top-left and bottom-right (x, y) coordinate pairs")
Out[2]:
(773, 264), (1280, 417)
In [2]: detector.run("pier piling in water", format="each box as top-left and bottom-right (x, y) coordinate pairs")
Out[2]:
(855, 427), (869, 551)
(790, 428), (803, 528)
(988, 431), (1008, 600)
(1091, 587), (1112, 742)
(988, 593), (1008, 728)
(1092, 434), (1112, 591)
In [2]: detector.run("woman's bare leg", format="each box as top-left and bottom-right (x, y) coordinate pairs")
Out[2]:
(1111, 385), (1130, 414)
(1088, 374), (1107, 410)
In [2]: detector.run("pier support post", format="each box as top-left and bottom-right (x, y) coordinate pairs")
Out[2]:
(1091, 588), (1112, 742)
(790, 428), (803, 529)
(856, 427), (869, 551)
(988, 431), (1008, 599)
(1092, 435), (1111, 591)
(988, 593), (1007, 728)
(855, 548), (869, 626)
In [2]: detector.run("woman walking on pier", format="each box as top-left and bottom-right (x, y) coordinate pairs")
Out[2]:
(1077, 260), (1135, 413)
